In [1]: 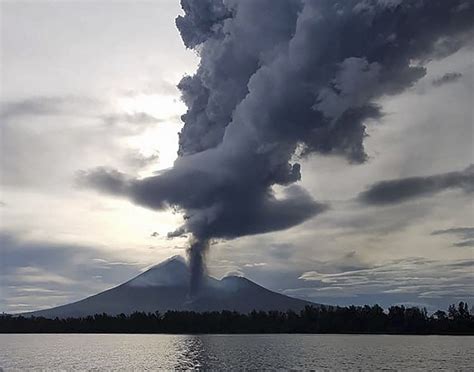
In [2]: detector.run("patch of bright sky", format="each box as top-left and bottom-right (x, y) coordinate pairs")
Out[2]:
(1, 0), (197, 260)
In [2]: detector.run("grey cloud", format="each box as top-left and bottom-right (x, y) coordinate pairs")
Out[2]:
(167, 226), (187, 239)
(101, 112), (163, 127)
(455, 2), (472, 12)
(239, 254), (472, 309)
(432, 227), (474, 248)
(0, 96), (99, 122)
(453, 240), (474, 247)
(268, 243), (295, 260)
(1, 95), (164, 130)
(447, 259), (474, 268)
(81, 0), (474, 289)
(0, 233), (140, 280)
(0, 97), (68, 121)
(122, 80), (182, 97)
(297, 257), (474, 303)
(123, 150), (159, 170)
(320, 200), (434, 236)
(324, 250), (370, 273)
(76, 167), (132, 196)
(358, 165), (474, 205)
(0, 233), (141, 313)
(432, 227), (474, 240)
(432, 72), (463, 87)
(1, 95), (162, 189)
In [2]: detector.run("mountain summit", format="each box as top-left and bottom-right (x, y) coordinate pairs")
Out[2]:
(26, 256), (317, 318)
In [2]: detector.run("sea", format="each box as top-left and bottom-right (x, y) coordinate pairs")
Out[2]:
(0, 334), (472, 370)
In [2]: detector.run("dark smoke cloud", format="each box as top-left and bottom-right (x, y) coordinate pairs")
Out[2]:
(358, 165), (474, 205)
(80, 0), (474, 292)
(78, 166), (326, 239)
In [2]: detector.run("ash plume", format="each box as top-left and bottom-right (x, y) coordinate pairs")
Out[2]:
(80, 0), (474, 294)
(187, 239), (210, 295)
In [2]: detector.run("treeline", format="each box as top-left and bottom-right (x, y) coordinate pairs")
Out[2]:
(1, 302), (472, 334)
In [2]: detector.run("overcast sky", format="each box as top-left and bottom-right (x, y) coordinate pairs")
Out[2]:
(1, 0), (473, 313)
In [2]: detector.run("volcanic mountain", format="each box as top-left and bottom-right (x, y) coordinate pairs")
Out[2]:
(26, 256), (317, 318)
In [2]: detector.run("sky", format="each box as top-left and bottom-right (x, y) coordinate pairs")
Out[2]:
(1, 0), (473, 313)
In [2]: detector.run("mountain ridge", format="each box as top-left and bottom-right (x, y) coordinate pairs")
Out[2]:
(24, 256), (318, 318)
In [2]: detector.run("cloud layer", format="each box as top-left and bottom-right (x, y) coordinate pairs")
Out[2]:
(431, 227), (474, 248)
(0, 233), (141, 313)
(358, 165), (474, 205)
(296, 257), (474, 303)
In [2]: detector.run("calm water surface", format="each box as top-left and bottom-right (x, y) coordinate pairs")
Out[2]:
(1, 334), (472, 370)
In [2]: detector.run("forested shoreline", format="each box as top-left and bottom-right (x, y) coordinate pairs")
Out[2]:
(1, 302), (473, 335)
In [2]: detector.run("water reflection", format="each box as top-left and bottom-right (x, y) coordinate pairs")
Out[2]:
(1, 334), (473, 370)
(173, 336), (218, 370)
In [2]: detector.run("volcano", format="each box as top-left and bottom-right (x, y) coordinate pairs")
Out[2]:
(25, 256), (317, 318)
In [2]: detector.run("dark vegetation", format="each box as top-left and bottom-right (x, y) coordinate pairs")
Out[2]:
(1, 302), (472, 335)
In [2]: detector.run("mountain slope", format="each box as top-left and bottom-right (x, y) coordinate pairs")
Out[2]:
(26, 256), (317, 318)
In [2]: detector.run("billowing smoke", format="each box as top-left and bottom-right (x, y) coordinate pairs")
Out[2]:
(80, 0), (474, 293)
(187, 239), (210, 294)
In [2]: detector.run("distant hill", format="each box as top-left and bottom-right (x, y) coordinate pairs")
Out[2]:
(25, 256), (317, 318)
